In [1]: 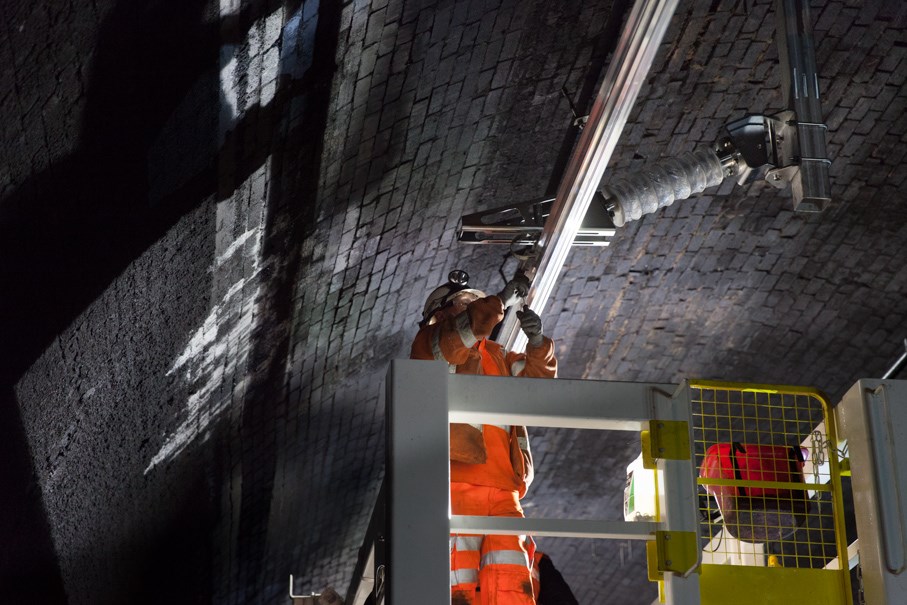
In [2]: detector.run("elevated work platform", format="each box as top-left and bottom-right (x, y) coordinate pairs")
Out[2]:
(338, 361), (905, 605)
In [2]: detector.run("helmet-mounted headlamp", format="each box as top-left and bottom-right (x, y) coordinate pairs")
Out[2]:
(420, 270), (486, 326)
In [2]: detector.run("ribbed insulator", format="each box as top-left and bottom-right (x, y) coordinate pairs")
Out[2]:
(602, 148), (725, 227)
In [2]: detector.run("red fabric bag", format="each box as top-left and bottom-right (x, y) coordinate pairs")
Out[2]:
(700, 443), (810, 542)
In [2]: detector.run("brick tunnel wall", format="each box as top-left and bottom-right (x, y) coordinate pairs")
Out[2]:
(3, 0), (633, 601)
(3, 0), (906, 604)
(4, 0), (338, 602)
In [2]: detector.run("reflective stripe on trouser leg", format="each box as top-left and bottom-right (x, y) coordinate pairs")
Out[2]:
(452, 536), (483, 553)
(479, 534), (535, 604)
(525, 536), (539, 601)
(451, 568), (478, 586)
(451, 533), (482, 604)
(530, 559), (540, 602)
(530, 566), (540, 602)
(524, 536), (536, 565)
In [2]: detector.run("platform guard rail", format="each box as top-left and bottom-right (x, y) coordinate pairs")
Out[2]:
(343, 362), (866, 604)
(375, 359), (701, 604)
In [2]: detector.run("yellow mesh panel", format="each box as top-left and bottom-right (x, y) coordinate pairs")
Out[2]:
(688, 380), (851, 603)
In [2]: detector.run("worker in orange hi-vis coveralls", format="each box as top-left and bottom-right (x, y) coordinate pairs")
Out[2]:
(411, 269), (557, 605)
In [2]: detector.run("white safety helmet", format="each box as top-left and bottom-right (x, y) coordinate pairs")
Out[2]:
(420, 270), (486, 326)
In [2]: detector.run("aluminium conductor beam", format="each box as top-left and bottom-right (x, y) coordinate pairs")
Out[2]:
(497, 0), (680, 351)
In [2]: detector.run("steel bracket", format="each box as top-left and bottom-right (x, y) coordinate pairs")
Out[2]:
(774, 0), (831, 211)
(646, 530), (699, 580)
(457, 193), (616, 247)
(642, 420), (691, 470)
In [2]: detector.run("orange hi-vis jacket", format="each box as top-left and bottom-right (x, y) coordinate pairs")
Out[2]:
(410, 295), (557, 494)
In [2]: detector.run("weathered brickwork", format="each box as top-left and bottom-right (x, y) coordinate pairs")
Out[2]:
(3, 0), (905, 603)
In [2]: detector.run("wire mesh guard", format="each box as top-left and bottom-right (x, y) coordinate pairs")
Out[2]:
(690, 382), (847, 570)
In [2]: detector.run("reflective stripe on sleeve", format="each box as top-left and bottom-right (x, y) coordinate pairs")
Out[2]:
(454, 312), (478, 348)
(430, 328), (445, 361)
(451, 568), (478, 586)
(510, 359), (526, 375)
(517, 436), (529, 450)
(480, 550), (530, 569)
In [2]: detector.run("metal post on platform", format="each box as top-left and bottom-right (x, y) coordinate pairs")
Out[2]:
(654, 384), (702, 604)
(385, 360), (703, 604)
(385, 360), (451, 604)
(837, 379), (907, 605)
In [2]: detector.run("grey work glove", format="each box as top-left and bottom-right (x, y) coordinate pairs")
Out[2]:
(517, 306), (544, 348)
(497, 274), (530, 309)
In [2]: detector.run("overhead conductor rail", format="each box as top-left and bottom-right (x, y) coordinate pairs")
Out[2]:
(457, 1), (831, 356)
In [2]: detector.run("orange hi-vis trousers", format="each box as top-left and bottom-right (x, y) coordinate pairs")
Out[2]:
(450, 482), (536, 605)
(530, 551), (542, 602)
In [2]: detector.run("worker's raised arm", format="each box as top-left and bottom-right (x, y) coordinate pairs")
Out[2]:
(507, 338), (557, 378)
(505, 307), (557, 378)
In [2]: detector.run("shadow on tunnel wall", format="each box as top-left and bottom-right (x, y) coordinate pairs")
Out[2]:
(0, 1), (226, 598)
(0, 0), (278, 387)
(0, 0), (323, 602)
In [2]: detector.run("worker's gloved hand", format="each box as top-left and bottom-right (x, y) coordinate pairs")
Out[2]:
(517, 306), (544, 348)
(497, 274), (530, 309)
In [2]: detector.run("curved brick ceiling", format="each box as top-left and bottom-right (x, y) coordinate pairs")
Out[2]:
(1, 0), (905, 603)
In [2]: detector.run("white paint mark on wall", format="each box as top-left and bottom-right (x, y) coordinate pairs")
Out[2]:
(264, 9), (283, 48)
(146, 161), (271, 475)
(214, 227), (258, 268)
(261, 47), (281, 106)
(218, 0), (241, 127)
(220, 5), (284, 134)
(220, 50), (239, 124)
(260, 10), (285, 106)
(246, 20), (263, 107)
(144, 296), (256, 473)
(149, 0), (298, 473)
(219, 0), (240, 17)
